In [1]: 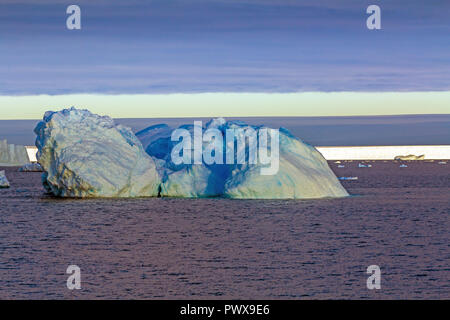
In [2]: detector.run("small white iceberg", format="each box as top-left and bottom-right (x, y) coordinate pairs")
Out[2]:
(358, 163), (372, 168)
(337, 165), (345, 168)
(0, 170), (10, 188)
(399, 164), (408, 168)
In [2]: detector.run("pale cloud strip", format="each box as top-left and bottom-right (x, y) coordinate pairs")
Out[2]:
(0, 92), (449, 120)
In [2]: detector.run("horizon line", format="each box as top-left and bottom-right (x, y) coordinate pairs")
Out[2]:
(1, 113), (450, 121)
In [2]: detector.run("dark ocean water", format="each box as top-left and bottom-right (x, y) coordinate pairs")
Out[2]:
(1, 114), (450, 146)
(0, 161), (448, 299)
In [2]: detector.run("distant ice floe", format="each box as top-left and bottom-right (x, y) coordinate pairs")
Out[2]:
(394, 154), (425, 161)
(34, 107), (348, 199)
(0, 170), (10, 188)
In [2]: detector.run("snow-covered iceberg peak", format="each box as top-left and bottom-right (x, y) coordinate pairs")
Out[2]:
(34, 107), (161, 197)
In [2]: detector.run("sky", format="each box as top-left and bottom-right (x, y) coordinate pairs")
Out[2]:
(0, 0), (449, 119)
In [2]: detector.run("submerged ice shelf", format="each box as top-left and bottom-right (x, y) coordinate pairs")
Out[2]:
(34, 108), (348, 199)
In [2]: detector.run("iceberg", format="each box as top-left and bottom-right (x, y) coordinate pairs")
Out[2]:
(0, 170), (10, 188)
(0, 139), (29, 166)
(35, 108), (348, 199)
(34, 108), (161, 197)
(136, 117), (348, 199)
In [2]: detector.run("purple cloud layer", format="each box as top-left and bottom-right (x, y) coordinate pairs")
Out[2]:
(0, 0), (449, 94)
